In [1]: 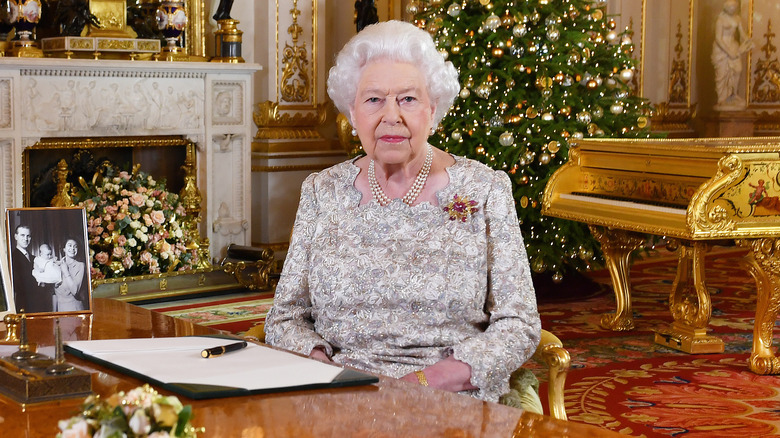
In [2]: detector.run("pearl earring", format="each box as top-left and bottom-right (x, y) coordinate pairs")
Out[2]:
(351, 129), (357, 136)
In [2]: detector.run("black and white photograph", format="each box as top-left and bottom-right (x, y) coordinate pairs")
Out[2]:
(0, 233), (10, 318)
(5, 207), (91, 315)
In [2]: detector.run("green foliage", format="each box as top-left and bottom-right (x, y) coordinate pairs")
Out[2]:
(412, 0), (653, 281)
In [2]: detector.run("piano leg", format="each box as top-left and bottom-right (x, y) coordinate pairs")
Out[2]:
(589, 226), (645, 331)
(654, 240), (724, 354)
(740, 238), (780, 375)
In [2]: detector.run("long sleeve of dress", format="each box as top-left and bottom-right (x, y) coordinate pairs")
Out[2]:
(450, 171), (541, 401)
(264, 172), (334, 357)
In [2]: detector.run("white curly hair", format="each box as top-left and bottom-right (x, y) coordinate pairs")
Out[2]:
(327, 20), (460, 128)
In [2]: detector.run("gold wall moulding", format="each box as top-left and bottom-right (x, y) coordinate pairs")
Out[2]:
(253, 101), (327, 140)
(254, 101), (327, 127)
(280, 0), (310, 102)
(651, 102), (696, 132)
(752, 19), (780, 103)
(754, 110), (780, 135)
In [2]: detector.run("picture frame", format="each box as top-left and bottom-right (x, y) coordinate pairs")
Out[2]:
(5, 207), (92, 316)
(0, 230), (11, 318)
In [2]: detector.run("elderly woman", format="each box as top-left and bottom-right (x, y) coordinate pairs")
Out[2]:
(265, 20), (541, 407)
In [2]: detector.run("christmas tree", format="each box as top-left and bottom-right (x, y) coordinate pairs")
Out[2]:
(410, 0), (653, 283)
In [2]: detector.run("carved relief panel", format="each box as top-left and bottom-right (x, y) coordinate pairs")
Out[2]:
(19, 73), (204, 137)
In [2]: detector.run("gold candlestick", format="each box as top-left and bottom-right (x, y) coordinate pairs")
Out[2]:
(46, 319), (74, 375)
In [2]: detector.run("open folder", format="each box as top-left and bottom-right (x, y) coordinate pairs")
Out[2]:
(65, 336), (379, 400)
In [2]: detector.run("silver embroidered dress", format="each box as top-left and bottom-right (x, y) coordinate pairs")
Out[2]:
(265, 155), (541, 402)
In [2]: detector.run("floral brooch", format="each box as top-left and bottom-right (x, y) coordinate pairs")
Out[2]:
(443, 194), (479, 222)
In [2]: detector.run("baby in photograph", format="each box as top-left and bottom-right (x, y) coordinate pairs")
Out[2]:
(32, 243), (61, 286)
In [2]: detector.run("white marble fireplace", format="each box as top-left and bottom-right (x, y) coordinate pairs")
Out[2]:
(0, 58), (260, 263)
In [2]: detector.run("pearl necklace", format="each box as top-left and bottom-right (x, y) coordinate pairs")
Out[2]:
(368, 145), (433, 207)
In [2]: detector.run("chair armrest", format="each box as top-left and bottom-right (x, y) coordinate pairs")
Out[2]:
(534, 329), (571, 421)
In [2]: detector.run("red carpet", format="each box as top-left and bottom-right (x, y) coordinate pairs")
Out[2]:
(533, 245), (780, 437)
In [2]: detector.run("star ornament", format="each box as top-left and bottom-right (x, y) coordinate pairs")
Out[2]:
(443, 194), (479, 222)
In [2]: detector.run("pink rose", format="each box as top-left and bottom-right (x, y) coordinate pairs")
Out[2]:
(112, 246), (125, 258)
(122, 255), (134, 269)
(129, 193), (146, 207)
(117, 235), (127, 246)
(140, 251), (153, 264)
(150, 210), (166, 225)
(95, 252), (109, 265)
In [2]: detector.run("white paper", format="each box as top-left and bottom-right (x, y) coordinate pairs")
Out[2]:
(65, 337), (348, 390)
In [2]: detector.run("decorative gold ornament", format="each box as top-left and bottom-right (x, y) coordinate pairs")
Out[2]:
(281, 0), (310, 103)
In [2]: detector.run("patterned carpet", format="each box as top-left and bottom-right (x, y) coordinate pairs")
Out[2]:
(144, 245), (780, 437)
(534, 245), (780, 438)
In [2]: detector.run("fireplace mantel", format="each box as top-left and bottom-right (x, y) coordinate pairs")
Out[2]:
(0, 58), (261, 263)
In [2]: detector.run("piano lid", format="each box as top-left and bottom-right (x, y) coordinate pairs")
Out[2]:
(542, 137), (780, 240)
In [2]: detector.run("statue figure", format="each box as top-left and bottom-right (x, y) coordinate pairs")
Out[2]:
(711, 0), (754, 110)
(52, 0), (100, 36)
(213, 0), (234, 21)
(355, 0), (378, 32)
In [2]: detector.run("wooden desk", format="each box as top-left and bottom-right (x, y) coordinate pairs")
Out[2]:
(0, 299), (622, 437)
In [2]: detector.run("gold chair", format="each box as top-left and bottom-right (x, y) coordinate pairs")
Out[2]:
(535, 329), (570, 421)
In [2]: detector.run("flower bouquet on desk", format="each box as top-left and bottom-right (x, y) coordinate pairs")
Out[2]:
(57, 385), (202, 438)
(71, 164), (202, 280)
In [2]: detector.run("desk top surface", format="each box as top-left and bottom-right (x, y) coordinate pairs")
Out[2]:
(0, 298), (622, 438)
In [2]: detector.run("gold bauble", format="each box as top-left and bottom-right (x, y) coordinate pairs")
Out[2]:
(501, 12), (515, 27)
(531, 258), (546, 274)
(525, 107), (538, 118)
(492, 47), (504, 57)
(637, 116), (649, 128)
(547, 140), (560, 153)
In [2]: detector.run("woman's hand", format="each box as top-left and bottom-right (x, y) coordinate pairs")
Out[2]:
(401, 355), (478, 392)
(309, 346), (333, 363)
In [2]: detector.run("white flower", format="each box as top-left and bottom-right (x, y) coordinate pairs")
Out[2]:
(129, 409), (152, 435)
(58, 418), (90, 438)
(175, 229), (183, 238)
(130, 220), (141, 229)
(127, 238), (137, 247)
(135, 229), (149, 242)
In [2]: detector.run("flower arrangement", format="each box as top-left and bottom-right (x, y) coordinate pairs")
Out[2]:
(57, 385), (201, 438)
(72, 165), (201, 280)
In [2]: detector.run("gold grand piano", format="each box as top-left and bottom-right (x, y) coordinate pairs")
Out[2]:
(542, 136), (780, 375)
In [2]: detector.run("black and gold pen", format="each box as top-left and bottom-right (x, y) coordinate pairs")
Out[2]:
(201, 341), (248, 358)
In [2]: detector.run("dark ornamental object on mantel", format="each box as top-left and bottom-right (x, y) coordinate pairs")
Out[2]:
(9, 0), (43, 57)
(354, 0), (378, 32)
(0, 0), (14, 56)
(211, 0), (243, 63)
(51, 0), (99, 36)
(156, 0), (188, 61)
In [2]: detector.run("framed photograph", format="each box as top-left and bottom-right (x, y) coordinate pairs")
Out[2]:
(0, 230), (11, 318)
(5, 208), (92, 316)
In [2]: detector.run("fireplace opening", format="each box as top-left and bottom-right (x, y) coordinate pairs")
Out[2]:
(24, 136), (191, 208)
